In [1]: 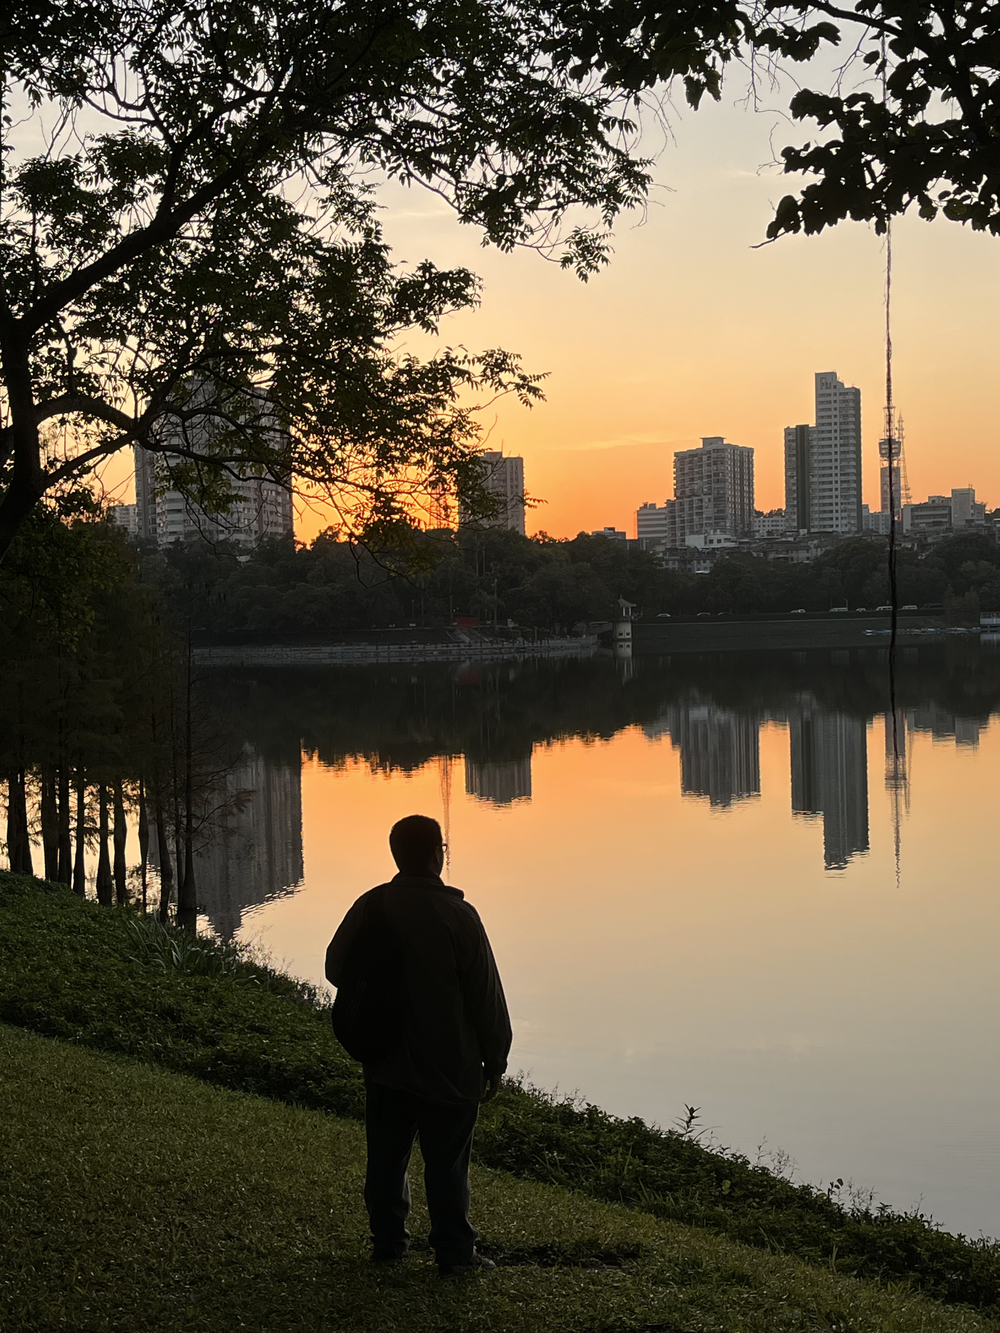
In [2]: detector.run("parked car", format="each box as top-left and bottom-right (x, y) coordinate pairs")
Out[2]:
(875, 604), (893, 611)
(789, 608), (806, 614)
(901, 604), (918, 610)
(856, 607), (867, 612)
(656, 612), (671, 619)
(830, 606), (849, 612)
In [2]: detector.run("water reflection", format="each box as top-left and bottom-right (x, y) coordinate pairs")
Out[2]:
(465, 756), (532, 806)
(660, 698), (761, 809)
(193, 745), (303, 938)
(193, 642), (1000, 935)
(909, 703), (983, 747)
(185, 643), (1000, 1238)
(789, 701), (869, 870)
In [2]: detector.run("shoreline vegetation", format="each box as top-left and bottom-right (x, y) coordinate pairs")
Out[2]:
(3, 872), (1000, 1332)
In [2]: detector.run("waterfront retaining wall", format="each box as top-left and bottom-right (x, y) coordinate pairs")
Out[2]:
(192, 637), (598, 667)
(634, 615), (948, 655)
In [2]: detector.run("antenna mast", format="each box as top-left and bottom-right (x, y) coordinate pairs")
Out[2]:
(897, 415), (911, 508)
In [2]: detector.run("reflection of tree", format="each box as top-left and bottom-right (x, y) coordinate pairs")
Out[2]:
(200, 643), (1000, 781)
(0, 517), (271, 926)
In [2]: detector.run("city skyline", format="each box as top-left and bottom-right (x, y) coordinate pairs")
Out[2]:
(95, 96), (1000, 545)
(105, 360), (994, 552)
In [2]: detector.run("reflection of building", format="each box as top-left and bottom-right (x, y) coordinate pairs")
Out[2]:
(663, 698), (760, 808)
(907, 705), (983, 748)
(789, 700), (868, 870)
(464, 755), (532, 805)
(195, 747), (303, 938)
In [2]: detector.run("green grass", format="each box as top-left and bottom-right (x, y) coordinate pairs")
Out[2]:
(2, 1022), (995, 1333)
(3, 870), (1000, 1321)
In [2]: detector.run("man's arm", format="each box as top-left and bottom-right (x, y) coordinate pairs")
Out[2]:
(459, 908), (512, 1090)
(325, 892), (371, 988)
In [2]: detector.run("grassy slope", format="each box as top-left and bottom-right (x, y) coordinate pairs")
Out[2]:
(3, 872), (1000, 1320)
(1, 1022), (995, 1333)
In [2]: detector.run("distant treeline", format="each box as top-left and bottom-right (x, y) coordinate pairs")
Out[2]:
(148, 526), (1000, 637)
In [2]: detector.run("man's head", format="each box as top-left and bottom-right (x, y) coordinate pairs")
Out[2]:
(389, 814), (445, 876)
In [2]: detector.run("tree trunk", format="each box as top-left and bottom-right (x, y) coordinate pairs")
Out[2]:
(73, 769), (87, 897)
(177, 640), (197, 931)
(40, 768), (59, 881)
(170, 691), (185, 912)
(113, 779), (128, 905)
(154, 796), (174, 922)
(137, 778), (149, 913)
(56, 764), (72, 884)
(6, 768), (33, 875)
(95, 783), (113, 906)
(0, 350), (46, 566)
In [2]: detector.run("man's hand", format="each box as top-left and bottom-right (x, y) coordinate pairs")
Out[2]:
(481, 1072), (503, 1102)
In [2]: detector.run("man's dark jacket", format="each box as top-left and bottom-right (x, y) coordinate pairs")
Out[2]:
(326, 873), (511, 1106)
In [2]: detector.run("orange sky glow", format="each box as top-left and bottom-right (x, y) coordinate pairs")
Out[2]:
(103, 84), (1000, 543)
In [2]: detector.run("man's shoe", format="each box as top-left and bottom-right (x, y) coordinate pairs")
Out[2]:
(371, 1245), (408, 1265)
(438, 1250), (496, 1279)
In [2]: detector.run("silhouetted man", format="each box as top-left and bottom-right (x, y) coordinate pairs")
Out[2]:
(326, 814), (511, 1278)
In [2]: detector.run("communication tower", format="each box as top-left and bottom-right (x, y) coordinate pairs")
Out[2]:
(878, 408), (911, 518)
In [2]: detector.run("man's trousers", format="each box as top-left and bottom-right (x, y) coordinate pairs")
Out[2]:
(364, 1078), (479, 1268)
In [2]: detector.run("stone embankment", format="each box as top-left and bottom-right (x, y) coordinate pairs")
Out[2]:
(192, 635), (598, 668)
(634, 612), (951, 655)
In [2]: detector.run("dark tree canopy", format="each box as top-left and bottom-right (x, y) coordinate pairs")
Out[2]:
(766, 0), (1000, 239)
(3, 0), (996, 563)
(0, 0), (760, 559)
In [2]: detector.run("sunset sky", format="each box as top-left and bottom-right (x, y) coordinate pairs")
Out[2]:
(359, 87), (1000, 543)
(103, 74), (1000, 543)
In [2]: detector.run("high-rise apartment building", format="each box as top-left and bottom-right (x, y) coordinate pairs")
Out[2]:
(784, 425), (812, 532)
(460, 450), (526, 535)
(134, 382), (293, 547)
(785, 372), (862, 535)
(663, 436), (754, 546)
(636, 502), (671, 548)
(135, 446), (293, 546)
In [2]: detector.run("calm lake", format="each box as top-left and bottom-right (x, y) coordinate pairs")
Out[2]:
(191, 645), (1000, 1240)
